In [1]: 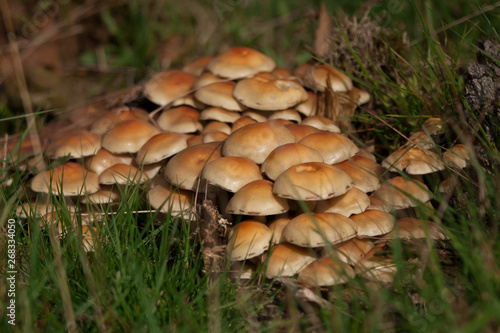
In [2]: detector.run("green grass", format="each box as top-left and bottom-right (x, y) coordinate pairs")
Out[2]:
(1, 0), (500, 332)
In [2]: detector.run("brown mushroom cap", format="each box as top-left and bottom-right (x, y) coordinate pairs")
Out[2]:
(192, 72), (225, 89)
(354, 244), (397, 283)
(90, 107), (150, 135)
(380, 217), (447, 240)
(334, 158), (381, 193)
(233, 75), (307, 111)
(201, 156), (262, 193)
(156, 106), (202, 133)
(284, 123), (320, 141)
(84, 149), (134, 175)
(226, 179), (289, 216)
(99, 164), (149, 185)
(268, 109), (302, 123)
(164, 141), (222, 191)
(264, 243), (317, 278)
(47, 131), (101, 159)
(222, 121), (296, 164)
(324, 238), (374, 266)
(202, 131), (229, 143)
(268, 217), (292, 245)
(373, 177), (431, 210)
(443, 144), (469, 169)
(347, 87), (370, 105)
(349, 210), (396, 238)
(31, 162), (99, 195)
(199, 107), (241, 123)
(240, 110), (268, 122)
(182, 56), (214, 76)
(261, 143), (324, 181)
(382, 147), (445, 175)
(315, 187), (370, 217)
(367, 196), (393, 213)
(80, 185), (121, 204)
(300, 64), (353, 92)
(101, 120), (160, 154)
(147, 182), (195, 218)
(136, 132), (189, 165)
(282, 212), (357, 247)
(206, 47), (276, 80)
(299, 132), (359, 164)
(422, 117), (444, 135)
(194, 81), (245, 111)
(143, 70), (197, 106)
(227, 221), (273, 261)
(230, 117), (257, 132)
(273, 162), (354, 201)
(202, 121), (231, 135)
(301, 115), (341, 133)
(295, 91), (318, 116)
(298, 257), (355, 286)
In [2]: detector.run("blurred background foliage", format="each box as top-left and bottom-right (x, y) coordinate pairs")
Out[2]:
(0, 0), (498, 130)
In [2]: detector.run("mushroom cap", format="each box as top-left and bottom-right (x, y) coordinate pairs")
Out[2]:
(136, 132), (189, 165)
(202, 156), (263, 193)
(324, 238), (374, 265)
(315, 187), (370, 217)
(156, 106), (202, 133)
(347, 87), (370, 105)
(406, 131), (434, 150)
(202, 121), (231, 135)
(261, 143), (324, 181)
(382, 147), (445, 175)
(164, 141), (222, 191)
(233, 75), (307, 111)
(367, 196), (393, 213)
(90, 107), (150, 135)
(206, 47), (276, 80)
(84, 149), (134, 175)
(422, 117), (444, 135)
(199, 107), (241, 123)
(222, 121), (296, 164)
(47, 131), (101, 159)
(302, 115), (341, 133)
(31, 162), (99, 195)
(99, 164), (148, 185)
(230, 117), (257, 132)
(202, 131), (229, 143)
(264, 243), (317, 278)
(349, 210), (396, 238)
(334, 158), (381, 193)
(268, 217), (292, 245)
(143, 70), (197, 106)
(227, 221), (273, 261)
(354, 244), (397, 283)
(182, 56), (213, 76)
(101, 120), (160, 154)
(373, 177), (431, 210)
(295, 91), (317, 116)
(194, 81), (245, 111)
(284, 123), (320, 141)
(282, 212), (357, 248)
(16, 197), (76, 218)
(147, 182), (194, 218)
(226, 179), (289, 216)
(80, 185), (121, 204)
(273, 162), (354, 201)
(298, 257), (355, 286)
(192, 72), (225, 89)
(171, 92), (205, 109)
(299, 132), (359, 164)
(240, 110), (268, 122)
(268, 109), (302, 123)
(443, 144), (469, 169)
(300, 64), (353, 92)
(380, 217), (447, 240)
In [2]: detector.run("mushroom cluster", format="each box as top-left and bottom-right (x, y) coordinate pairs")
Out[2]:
(6, 47), (449, 279)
